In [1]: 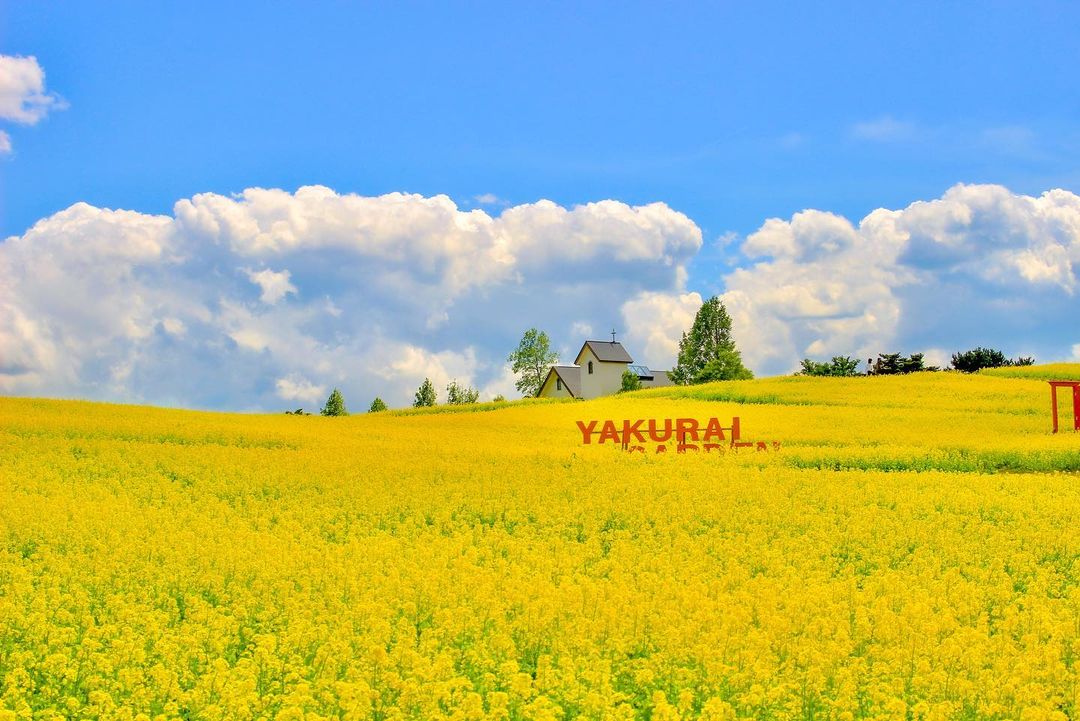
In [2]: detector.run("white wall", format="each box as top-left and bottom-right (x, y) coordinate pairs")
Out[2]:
(576, 346), (627, 399)
(641, 371), (673, 389)
(537, 370), (574, 398)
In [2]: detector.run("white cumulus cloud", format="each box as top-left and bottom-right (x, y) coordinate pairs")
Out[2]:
(275, 375), (326, 404)
(0, 55), (65, 124)
(244, 267), (297, 304)
(1, 187), (700, 409)
(724, 184), (1080, 374)
(8, 181), (1072, 404)
(0, 54), (66, 153)
(620, 291), (703, 371)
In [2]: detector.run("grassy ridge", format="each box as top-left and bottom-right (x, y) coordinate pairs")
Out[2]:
(635, 365), (1080, 473)
(980, 362), (1080, 381)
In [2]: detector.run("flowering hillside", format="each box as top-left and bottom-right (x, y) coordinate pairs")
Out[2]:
(1, 367), (1079, 720)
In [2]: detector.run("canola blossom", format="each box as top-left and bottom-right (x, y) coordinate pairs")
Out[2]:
(1, 369), (1079, 720)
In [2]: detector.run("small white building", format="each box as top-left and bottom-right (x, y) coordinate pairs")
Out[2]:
(536, 340), (673, 399)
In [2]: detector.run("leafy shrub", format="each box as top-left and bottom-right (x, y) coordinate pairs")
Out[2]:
(871, 353), (931, 375)
(619, 370), (642, 392)
(694, 348), (754, 383)
(446, 380), (480, 405)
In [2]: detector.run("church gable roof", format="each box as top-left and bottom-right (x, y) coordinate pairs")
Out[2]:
(540, 365), (582, 398)
(575, 340), (633, 364)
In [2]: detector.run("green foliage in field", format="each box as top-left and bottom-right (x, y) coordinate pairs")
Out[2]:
(413, 378), (437, 407)
(446, 380), (480, 405)
(320, 388), (348, 416)
(800, 356), (862, 376)
(620, 369), (643, 392)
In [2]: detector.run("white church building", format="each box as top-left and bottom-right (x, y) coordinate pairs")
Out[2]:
(536, 339), (673, 399)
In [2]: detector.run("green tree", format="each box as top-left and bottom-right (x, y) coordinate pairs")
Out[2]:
(899, 353), (926, 374)
(830, 356), (862, 376)
(368, 397), (387, 413)
(320, 388), (348, 416)
(871, 352), (932, 375)
(670, 296), (752, 384)
(800, 356), (862, 377)
(413, 378), (437, 407)
(508, 328), (558, 397)
(446, 380), (480, 405)
(695, 348), (754, 382)
(619, 369), (642, 392)
(492, 394), (507, 403)
(951, 347), (1034, 373)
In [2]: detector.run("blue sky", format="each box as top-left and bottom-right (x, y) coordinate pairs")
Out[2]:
(2, 3), (1080, 409)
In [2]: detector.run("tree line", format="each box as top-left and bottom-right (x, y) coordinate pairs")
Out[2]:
(288, 296), (1037, 414)
(292, 295), (756, 414)
(799, 347), (1035, 377)
(303, 379), (496, 417)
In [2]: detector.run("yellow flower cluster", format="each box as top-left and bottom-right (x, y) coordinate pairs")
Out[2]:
(0, 368), (1078, 720)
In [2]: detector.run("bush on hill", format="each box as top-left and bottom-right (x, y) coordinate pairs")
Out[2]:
(446, 380), (480, 405)
(951, 347), (1035, 373)
(619, 369), (642, 392)
(871, 353), (934, 375)
(799, 356), (861, 377)
(413, 378), (437, 407)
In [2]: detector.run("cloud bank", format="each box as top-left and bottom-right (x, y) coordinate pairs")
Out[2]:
(1, 183), (1078, 410)
(0, 188), (701, 409)
(724, 184), (1080, 375)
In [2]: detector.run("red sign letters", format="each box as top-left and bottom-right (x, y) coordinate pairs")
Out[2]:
(575, 416), (779, 454)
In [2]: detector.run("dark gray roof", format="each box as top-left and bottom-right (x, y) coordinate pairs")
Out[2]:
(540, 365), (581, 398)
(576, 340), (634, 364)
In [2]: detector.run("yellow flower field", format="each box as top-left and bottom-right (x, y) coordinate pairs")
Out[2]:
(1, 369), (1079, 721)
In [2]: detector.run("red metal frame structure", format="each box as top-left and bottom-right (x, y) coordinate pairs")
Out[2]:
(1049, 381), (1080, 433)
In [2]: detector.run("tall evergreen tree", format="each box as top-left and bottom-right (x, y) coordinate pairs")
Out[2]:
(413, 378), (437, 407)
(670, 296), (752, 384)
(508, 328), (558, 397)
(368, 397), (388, 412)
(320, 388), (348, 416)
